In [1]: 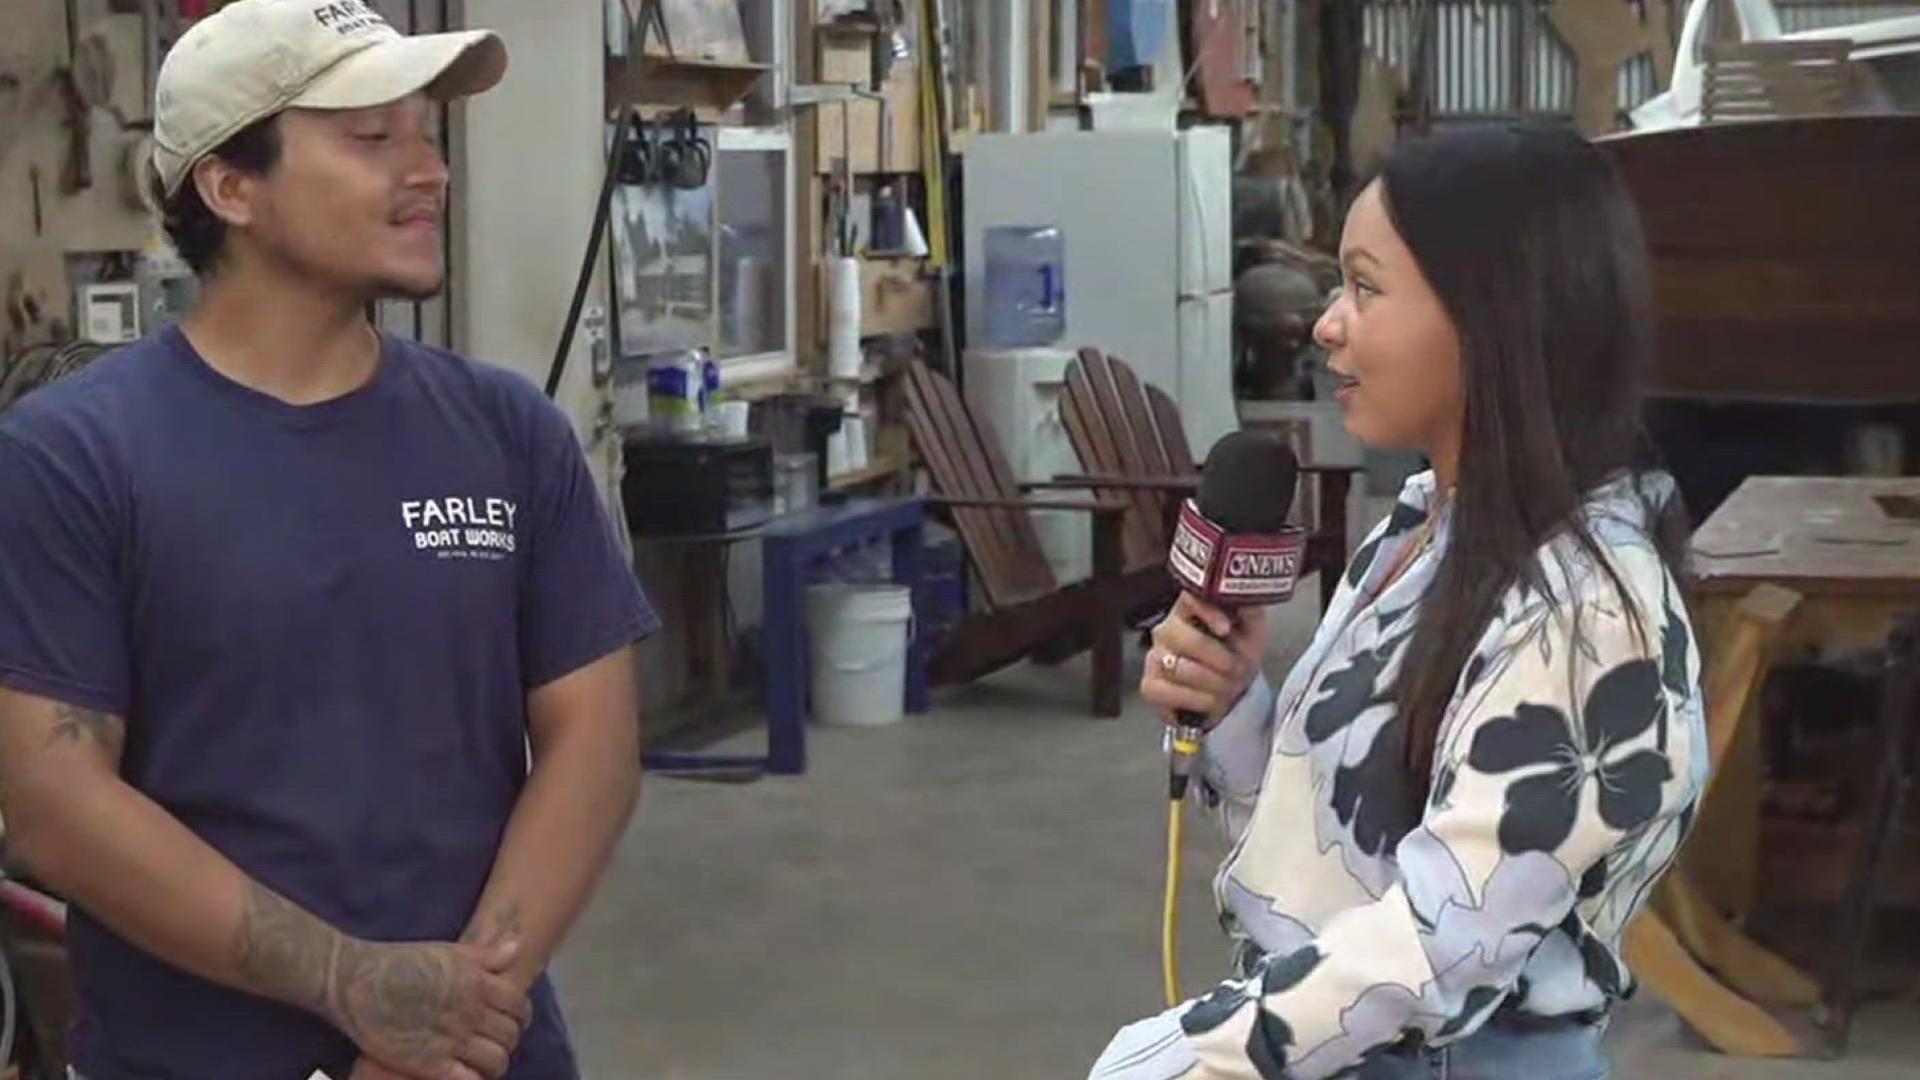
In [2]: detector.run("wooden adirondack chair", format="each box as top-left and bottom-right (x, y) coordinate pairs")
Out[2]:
(1059, 348), (1358, 612)
(902, 362), (1176, 717)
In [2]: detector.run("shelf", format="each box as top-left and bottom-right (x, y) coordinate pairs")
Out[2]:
(827, 455), (908, 491)
(607, 53), (772, 117)
(814, 258), (935, 337)
(825, 363), (890, 385)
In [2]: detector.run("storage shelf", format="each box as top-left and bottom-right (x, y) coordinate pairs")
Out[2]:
(607, 53), (772, 117)
(825, 363), (890, 385)
(826, 455), (907, 491)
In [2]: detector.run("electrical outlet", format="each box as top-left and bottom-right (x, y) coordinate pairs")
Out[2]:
(582, 302), (612, 385)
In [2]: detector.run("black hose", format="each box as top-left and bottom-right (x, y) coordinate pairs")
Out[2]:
(545, 106), (637, 400)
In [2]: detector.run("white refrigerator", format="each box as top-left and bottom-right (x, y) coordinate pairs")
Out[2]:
(963, 127), (1239, 456)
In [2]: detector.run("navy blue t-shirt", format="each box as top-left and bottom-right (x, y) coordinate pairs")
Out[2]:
(0, 326), (657, 1078)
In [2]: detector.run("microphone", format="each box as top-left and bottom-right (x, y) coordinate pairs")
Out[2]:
(1163, 433), (1303, 799)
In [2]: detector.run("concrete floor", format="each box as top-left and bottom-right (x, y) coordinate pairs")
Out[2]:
(554, 603), (1920, 1079)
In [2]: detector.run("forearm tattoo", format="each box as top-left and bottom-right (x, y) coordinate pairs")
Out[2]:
(234, 881), (466, 1055)
(234, 881), (341, 1014)
(47, 702), (124, 758)
(329, 937), (458, 1059)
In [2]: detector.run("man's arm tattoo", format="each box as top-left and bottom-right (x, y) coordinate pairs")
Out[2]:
(330, 937), (458, 1060)
(233, 880), (342, 1015)
(47, 702), (124, 757)
(235, 881), (465, 1058)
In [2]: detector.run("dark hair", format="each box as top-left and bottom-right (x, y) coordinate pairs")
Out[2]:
(1374, 124), (1689, 793)
(152, 116), (283, 277)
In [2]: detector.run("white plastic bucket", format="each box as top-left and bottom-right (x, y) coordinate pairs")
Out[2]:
(805, 583), (913, 727)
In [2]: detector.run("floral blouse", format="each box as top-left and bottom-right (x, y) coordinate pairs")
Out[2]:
(1089, 471), (1706, 1080)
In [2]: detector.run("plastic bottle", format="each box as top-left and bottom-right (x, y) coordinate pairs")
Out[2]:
(982, 225), (1066, 348)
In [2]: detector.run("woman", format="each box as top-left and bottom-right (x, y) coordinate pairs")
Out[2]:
(1088, 125), (1702, 1080)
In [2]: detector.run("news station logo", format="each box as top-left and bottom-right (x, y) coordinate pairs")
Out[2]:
(1167, 500), (1304, 606)
(1216, 540), (1302, 600)
(1168, 509), (1218, 593)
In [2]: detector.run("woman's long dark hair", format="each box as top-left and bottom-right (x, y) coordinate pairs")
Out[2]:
(1375, 124), (1690, 792)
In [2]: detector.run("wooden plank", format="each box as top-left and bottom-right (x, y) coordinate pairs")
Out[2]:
(1685, 589), (1914, 918)
(1145, 385), (1198, 476)
(903, 362), (1056, 607)
(858, 257), (934, 334)
(813, 257), (934, 336)
(1027, 0), (1051, 130)
(814, 69), (923, 174)
(959, 385), (1057, 592)
(817, 31), (872, 85)
(1064, 350), (1159, 567)
(1191, 0), (1257, 118)
(1623, 915), (1803, 1057)
(1081, 0), (1108, 95)
(904, 363), (1021, 599)
(1692, 477), (1920, 596)
(605, 57), (768, 117)
(1657, 873), (1820, 1007)
(1700, 584), (1802, 785)
(1547, 0), (1669, 134)
(1649, 256), (1918, 324)
(1595, 115), (1920, 405)
(1658, 575), (1803, 982)
(795, 0), (824, 369)
(1102, 354), (1176, 569)
(629, 0), (751, 63)
(1702, 39), (1858, 124)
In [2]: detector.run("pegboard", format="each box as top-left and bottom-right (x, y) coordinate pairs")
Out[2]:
(0, 0), (166, 358)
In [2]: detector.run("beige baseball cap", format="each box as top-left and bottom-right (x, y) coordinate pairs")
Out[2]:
(152, 0), (507, 197)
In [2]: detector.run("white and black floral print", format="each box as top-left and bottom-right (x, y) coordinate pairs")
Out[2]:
(1090, 472), (1706, 1080)
(1467, 657), (1673, 855)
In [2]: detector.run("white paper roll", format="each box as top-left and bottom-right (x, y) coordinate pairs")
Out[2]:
(902, 208), (930, 259)
(826, 256), (863, 379)
(825, 427), (852, 477)
(843, 413), (870, 472)
(731, 255), (769, 352)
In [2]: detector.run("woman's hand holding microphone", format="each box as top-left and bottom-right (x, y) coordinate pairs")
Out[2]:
(1140, 592), (1270, 729)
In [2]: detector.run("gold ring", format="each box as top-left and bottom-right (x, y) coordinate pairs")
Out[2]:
(1162, 651), (1180, 678)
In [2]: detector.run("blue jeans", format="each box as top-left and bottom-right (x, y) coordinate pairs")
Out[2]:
(1358, 1021), (1610, 1080)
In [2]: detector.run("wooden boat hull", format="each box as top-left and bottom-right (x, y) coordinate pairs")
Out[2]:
(1596, 115), (1920, 404)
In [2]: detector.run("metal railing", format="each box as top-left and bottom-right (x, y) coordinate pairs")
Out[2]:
(1354, 0), (1920, 129)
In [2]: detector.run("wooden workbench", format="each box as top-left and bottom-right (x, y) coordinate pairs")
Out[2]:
(1689, 476), (1920, 918)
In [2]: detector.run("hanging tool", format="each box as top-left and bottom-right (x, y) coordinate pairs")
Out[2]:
(60, 33), (115, 193)
(0, 71), (23, 168)
(869, 0), (904, 85)
(546, 107), (638, 399)
(28, 165), (43, 236)
(547, 0), (681, 399)
(919, 0), (958, 376)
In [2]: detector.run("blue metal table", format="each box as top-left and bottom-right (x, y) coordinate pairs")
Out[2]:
(641, 496), (928, 777)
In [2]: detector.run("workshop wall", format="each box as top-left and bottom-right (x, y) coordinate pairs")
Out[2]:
(0, 0), (163, 357)
(453, 1), (690, 713)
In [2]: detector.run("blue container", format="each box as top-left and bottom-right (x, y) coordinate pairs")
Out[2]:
(982, 225), (1066, 348)
(912, 535), (967, 655)
(1109, 0), (1172, 70)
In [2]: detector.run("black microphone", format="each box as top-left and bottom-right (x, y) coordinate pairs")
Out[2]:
(1163, 433), (1303, 798)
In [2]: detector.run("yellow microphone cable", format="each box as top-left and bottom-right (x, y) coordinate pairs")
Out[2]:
(1163, 723), (1205, 1008)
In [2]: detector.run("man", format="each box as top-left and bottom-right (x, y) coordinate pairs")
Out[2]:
(0, 2), (656, 1077)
